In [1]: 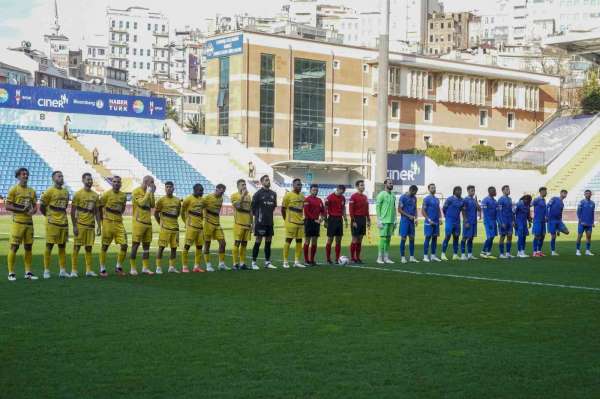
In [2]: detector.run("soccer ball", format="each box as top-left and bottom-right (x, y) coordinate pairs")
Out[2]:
(338, 256), (349, 265)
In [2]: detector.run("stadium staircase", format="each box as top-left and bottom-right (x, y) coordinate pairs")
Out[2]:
(0, 124), (54, 197)
(63, 132), (113, 182)
(19, 130), (110, 194)
(546, 132), (600, 193)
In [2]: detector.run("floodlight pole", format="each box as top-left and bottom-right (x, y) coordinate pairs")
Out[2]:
(374, 0), (390, 196)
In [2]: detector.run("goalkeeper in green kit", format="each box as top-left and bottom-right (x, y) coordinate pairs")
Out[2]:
(376, 178), (397, 264)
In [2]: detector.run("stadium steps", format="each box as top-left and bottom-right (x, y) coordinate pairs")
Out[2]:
(546, 131), (600, 193)
(65, 133), (113, 181)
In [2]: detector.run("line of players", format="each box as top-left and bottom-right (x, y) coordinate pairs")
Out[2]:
(374, 179), (596, 264)
(4, 169), (373, 281)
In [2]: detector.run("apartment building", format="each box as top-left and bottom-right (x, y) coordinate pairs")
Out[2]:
(426, 12), (475, 56)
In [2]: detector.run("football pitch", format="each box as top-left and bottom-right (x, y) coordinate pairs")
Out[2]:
(1, 216), (599, 398)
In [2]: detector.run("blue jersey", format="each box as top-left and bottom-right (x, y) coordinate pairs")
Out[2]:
(497, 195), (514, 225)
(463, 196), (478, 224)
(577, 199), (596, 226)
(443, 195), (463, 223)
(532, 196), (547, 223)
(481, 196), (497, 224)
(515, 200), (530, 224)
(546, 196), (564, 221)
(398, 193), (417, 220)
(423, 194), (440, 224)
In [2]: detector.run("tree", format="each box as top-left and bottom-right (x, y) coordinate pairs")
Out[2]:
(166, 103), (179, 122)
(184, 116), (204, 134)
(580, 70), (600, 114)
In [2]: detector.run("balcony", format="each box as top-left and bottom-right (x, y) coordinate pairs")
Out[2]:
(153, 31), (169, 37)
(110, 26), (128, 34)
(109, 40), (128, 47)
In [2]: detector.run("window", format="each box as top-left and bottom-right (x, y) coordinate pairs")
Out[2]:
(119, 20), (123, 28)
(147, 23), (151, 31)
(147, 49), (151, 56)
(424, 135), (432, 144)
(391, 101), (400, 118)
(133, 61), (136, 69)
(126, 21), (129, 29)
(162, 25), (166, 32)
(112, 33), (116, 41)
(333, 60), (341, 69)
(390, 132), (400, 141)
(506, 141), (514, 149)
(362, 96), (368, 105)
(430, 35), (434, 41)
(293, 58), (326, 161)
(424, 104), (433, 122)
(134, 22), (137, 29)
(441, 23), (444, 28)
(218, 57), (230, 136)
(362, 129), (368, 138)
(507, 112), (515, 129)
(427, 74), (434, 90)
(363, 64), (369, 73)
(133, 48), (137, 56)
(154, 24), (158, 31)
(479, 139), (488, 145)
(112, 20), (115, 28)
(98, 49), (105, 56)
(134, 35), (137, 43)
(259, 54), (275, 147)
(479, 109), (488, 127)
(448, 34), (452, 41)
(333, 127), (341, 137)
(147, 63), (150, 70)
(333, 93), (340, 103)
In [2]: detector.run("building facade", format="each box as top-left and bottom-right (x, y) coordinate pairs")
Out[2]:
(427, 12), (475, 56)
(204, 31), (560, 165)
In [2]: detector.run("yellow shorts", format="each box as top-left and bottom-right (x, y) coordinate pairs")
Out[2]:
(74, 226), (95, 247)
(46, 224), (68, 245)
(285, 223), (304, 240)
(10, 223), (34, 246)
(158, 229), (179, 248)
(233, 224), (252, 242)
(132, 222), (153, 244)
(102, 220), (127, 246)
(185, 226), (204, 247)
(203, 222), (225, 241)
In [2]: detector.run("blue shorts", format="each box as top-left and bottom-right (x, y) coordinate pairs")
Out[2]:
(578, 224), (593, 234)
(484, 221), (498, 238)
(532, 221), (546, 236)
(445, 220), (461, 237)
(399, 219), (416, 237)
(462, 221), (477, 238)
(515, 221), (529, 237)
(424, 222), (440, 237)
(547, 220), (567, 235)
(498, 221), (513, 236)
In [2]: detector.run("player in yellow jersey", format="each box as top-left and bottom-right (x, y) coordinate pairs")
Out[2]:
(6, 168), (38, 281)
(98, 176), (128, 277)
(281, 178), (306, 269)
(70, 173), (101, 278)
(231, 179), (253, 270)
(181, 183), (205, 273)
(130, 176), (156, 275)
(203, 184), (228, 271)
(154, 181), (182, 274)
(40, 171), (71, 279)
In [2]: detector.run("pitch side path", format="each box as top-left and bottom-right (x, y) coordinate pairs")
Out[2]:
(1, 217), (599, 398)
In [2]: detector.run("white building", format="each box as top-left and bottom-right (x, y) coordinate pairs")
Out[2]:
(106, 6), (170, 84)
(84, 35), (108, 67)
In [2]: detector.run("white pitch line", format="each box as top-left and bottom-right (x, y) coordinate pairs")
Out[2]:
(348, 264), (600, 293)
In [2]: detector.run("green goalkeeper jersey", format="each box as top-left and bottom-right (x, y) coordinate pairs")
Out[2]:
(376, 190), (397, 224)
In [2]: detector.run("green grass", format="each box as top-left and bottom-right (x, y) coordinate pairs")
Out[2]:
(1, 216), (599, 398)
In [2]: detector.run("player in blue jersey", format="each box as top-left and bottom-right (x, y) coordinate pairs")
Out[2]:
(441, 186), (464, 261)
(531, 187), (548, 257)
(547, 189), (570, 256)
(480, 186), (498, 259)
(398, 185), (419, 264)
(421, 183), (442, 262)
(514, 194), (532, 258)
(497, 185), (515, 259)
(460, 185), (481, 260)
(576, 189), (595, 256)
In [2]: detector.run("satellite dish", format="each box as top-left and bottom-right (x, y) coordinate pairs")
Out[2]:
(21, 41), (31, 49)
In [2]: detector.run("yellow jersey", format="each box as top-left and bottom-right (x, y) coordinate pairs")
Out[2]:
(131, 186), (155, 225)
(231, 191), (252, 227)
(282, 191), (305, 225)
(156, 195), (181, 231)
(202, 193), (223, 226)
(40, 186), (70, 227)
(7, 184), (37, 225)
(181, 194), (204, 229)
(72, 188), (99, 228)
(100, 190), (127, 223)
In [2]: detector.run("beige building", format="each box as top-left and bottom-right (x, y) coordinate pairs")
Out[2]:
(427, 12), (476, 56)
(205, 30), (560, 165)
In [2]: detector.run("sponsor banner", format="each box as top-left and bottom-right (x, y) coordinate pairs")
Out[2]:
(204, 34), (243, 59)
(387, 154), (425, 186)
(0, 83), (165, 120)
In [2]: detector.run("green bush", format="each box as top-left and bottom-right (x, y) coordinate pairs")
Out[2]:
(581, 70), (600, 114)
(424, 144), (453, 165)
(471, 144), (496, 160)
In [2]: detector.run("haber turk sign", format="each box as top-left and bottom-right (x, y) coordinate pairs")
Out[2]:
(0, 83), (166, 120)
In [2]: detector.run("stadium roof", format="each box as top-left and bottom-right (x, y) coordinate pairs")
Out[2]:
(544, 28), (600, 63)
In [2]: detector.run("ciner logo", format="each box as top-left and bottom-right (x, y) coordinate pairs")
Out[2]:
(0, 88), (9, 104)
(37, 93), (69, 109)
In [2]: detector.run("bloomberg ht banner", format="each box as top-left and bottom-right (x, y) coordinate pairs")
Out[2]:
(0, 83), (165, 120)
(387, 154), (425, 186)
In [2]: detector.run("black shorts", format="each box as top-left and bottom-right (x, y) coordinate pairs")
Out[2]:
(254, 224), (274, 237)
(304, 219), (321, 237)
(327, 216), (344, 237)
(351, 216), (367, 236)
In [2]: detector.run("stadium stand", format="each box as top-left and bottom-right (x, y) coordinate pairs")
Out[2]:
(0, 124), (55, 197)
(508, 113), (598, 166)
(19, 130), (111, 193)
(279, 182), (354, 199)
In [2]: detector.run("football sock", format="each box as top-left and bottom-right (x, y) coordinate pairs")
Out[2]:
(539, 237), (544, 252)
(506, 241), (512, 254)
(350, 243), (356, 260)
(335, 242), (341, 260)
(551, 237), (556, 251)
(283, 242), (290, 262)
(442, 236), (450, 253)
(84, 251), (93, 273)
(7, 250), (16, 274)
(400, 238), (406, 257)
(499, 243), (505, 254)
(424, 236), (431, 256)
(252, 242), (260, 261)
(586, 242), (591, 251)
(194, 248), (202, 266)
(58, 247), (66, 270)
(303, 243), (309, 262)
(231, 245), (239, 265)
(386, 237), (392, 253)
(264, 241), (272, 261)
(325, 242), (332, 261)
(460, 239), (466, 254)
(155, 256), (162, 268)
(218, 252), (225, 264)
(378, 238), (385, 256)
(24, 250), (32, 273)
(181, 249), (189, 268)
(311, 244), (317, 263)
(576, 241), (581, 250)
(142, 257), (149, 269)
(467, 239), (473, 254)
(71, 247), (80, 274)
(118, 249), (126, 265)
(409, 239), (415, 257)
(168, 258), (175, 268)
(240, 243), (247, 265)
(452, 236), (459, 254)
(356, 242), (362, 260)
(431, 236), (438, 255)
(203, 252), (211, 265)
(43, 247), (51, 272)
(295, 242), (302, 262)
